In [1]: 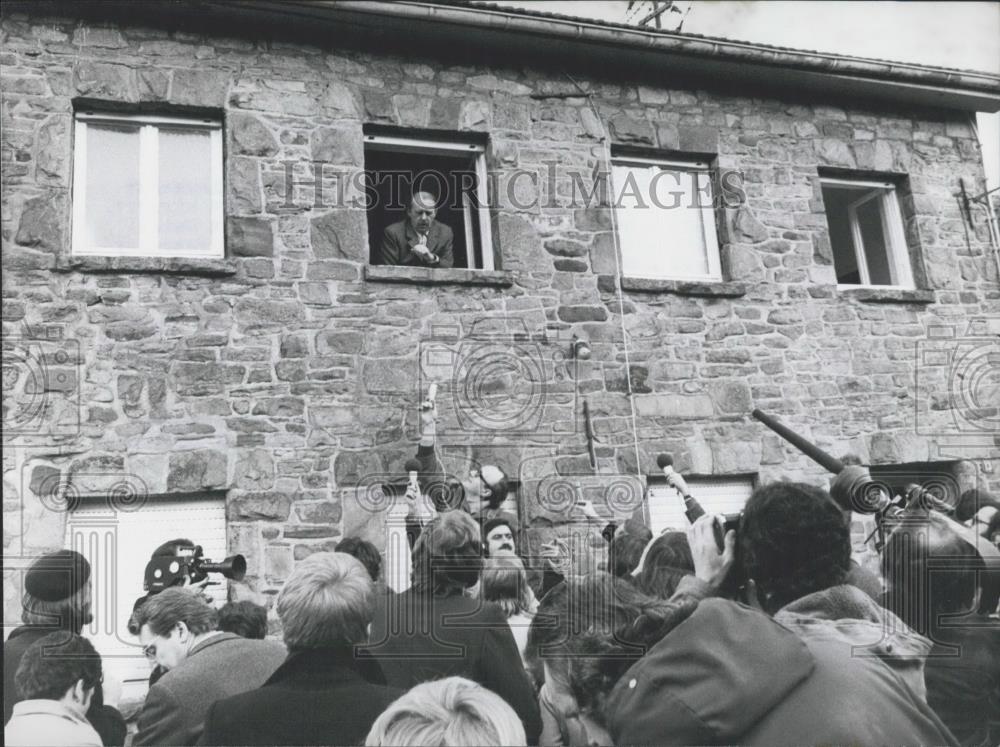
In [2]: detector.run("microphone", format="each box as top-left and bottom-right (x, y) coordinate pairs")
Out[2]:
(422, 382), (438, 410)
(657, 454), (726, 551)
(404, 458), (422, 492)
(657, 454), (703, 522)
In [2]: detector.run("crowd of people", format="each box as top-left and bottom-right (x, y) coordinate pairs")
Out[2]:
(4, 401), (999, 747)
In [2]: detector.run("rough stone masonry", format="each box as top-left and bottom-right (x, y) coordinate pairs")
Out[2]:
(1, 5), (998, 623)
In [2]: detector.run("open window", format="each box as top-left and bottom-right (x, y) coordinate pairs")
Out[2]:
(820, 176), (913, 288)
(364, 132), (493, 270)
(72, 111), (223, 257)
(646, 474), (755, 534)
(612, 155), (722, 281)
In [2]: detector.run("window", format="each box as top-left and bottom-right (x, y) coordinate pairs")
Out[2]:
(820, 177), (913, 288)
(646, 475), (755, 535)
(364, 133), (493, 270)
(612, 156), (721, 281)
(72, 112), (223, 257)
(65, 495), (228, 700)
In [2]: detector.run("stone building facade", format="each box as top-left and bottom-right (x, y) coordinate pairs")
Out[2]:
(3, 0), (999, 634)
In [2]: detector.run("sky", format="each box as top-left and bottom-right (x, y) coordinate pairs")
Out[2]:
(477, 1), (1000, 191)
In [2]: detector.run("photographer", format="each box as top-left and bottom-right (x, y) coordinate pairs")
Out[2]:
(606, 483), (957, 745)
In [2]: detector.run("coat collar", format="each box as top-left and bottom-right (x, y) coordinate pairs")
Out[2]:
(187, 631), (241, 658)
(263, 645), (386, 688)
(404, 219), (441, 245)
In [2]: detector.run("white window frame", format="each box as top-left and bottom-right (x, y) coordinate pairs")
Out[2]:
(646, 474), (755, 535)
(364, 133), (494, 271)
(612, 155), (722, 282)
(821, 176), (914, 289)
(72, 111), (224, 258)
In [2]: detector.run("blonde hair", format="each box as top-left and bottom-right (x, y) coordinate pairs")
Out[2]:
(481, 555), (535, 618)
(365, 677), (526, 746)
(277, 552), (373, 650)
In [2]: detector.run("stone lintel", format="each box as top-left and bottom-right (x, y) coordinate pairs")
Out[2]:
(838, 287), (935, 304)
(364, 265), (514, 287)
(54, 256), (238, 276)
(621, 276), (748, 298)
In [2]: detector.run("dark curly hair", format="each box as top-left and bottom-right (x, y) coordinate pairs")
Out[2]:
(739, 481), (850, 613)
(609, 529), (653, 579)
(335, 537), (382, 582)
(633, 531), (694, 599)
(217, 600), (268, 639)
(525, 573), (697, 726)
(16, 632), (102, 701)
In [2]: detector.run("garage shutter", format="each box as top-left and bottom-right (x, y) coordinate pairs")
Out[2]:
(647, 476), (756, 535)
(65, 496), (228, 697)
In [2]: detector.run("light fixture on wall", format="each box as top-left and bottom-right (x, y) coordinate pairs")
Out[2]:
(572, 334), (592, 360)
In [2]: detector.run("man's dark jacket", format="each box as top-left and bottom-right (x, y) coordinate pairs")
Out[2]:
(4, 626), (127, 746)
(198, 646), (402, 746)
(365, 588), (542, 744)
(380, 219), (454, 267)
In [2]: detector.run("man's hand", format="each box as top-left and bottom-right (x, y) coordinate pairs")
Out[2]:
(412, 243), (438, 265)
(540, 537), (572, 577)
(687, 514), (736, 590)
(575, 500), (601, 522)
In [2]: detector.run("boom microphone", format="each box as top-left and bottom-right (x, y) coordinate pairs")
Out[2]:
(751, 409), (845, 474)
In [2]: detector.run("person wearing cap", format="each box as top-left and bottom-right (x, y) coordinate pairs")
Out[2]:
(380, 191), (454, 268)
(3, 550), (126, 746)
(483, 516), (517, 558)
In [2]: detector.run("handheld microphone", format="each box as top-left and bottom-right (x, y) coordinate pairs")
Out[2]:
(422, 382), (438, 410)
(657, 454), (702, 522)
(657, 454), (726, 551)
(404, 458), (422, 492)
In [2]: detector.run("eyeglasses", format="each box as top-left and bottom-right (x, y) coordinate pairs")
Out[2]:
(142, 642), (158, 660)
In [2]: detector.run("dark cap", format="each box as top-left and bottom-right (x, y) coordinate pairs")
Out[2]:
(483, 516), (514, 538)
(24, 550), (91, 602)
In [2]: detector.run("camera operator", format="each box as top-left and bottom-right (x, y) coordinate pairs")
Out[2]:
(883, 512), (1000, 746)
(4, 551), (126, 746)
(129, 539), (216, 687)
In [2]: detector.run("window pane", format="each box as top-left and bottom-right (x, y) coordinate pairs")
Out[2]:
(856, 196), (893, 285)
(158, 128), (214, 252)
(86, 124), (140, 250)
(821, 185), (861, 284)
(614, 164), (711, 279)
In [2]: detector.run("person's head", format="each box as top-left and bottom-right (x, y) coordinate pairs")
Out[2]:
(479, 465), (509, 510)
(424, 477), (467, 513)
(406, 191), (438, 234)
(882, 512), (988, 629)
(481, 556), (534, 618)
(956, 488), (1000, 523)
(608, 524), (654, 579)
(216, 600), (268, 639)
(483, 517), (516, 557)
(739, 481), (851, 614)
(633, 531), (694, 597)
(411, 510), (483, 595)
(335, 537), (382, 582)
(277, 552), (374, 651)
(131, 587), (218, 671)
(21, 550), (93, 632)
(526, 574), (696, 734)
(15, 632), (102, 718)
(365, 677), (526, 747)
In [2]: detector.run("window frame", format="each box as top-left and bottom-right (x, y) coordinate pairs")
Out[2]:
(611, 154), (722, 283)
(71, 111), (224, 258)
(820, 176), (914, 290)
(363, 133), (494, 271)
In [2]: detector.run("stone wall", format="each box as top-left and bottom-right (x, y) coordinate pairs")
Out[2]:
(3, 11), (998, 624)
